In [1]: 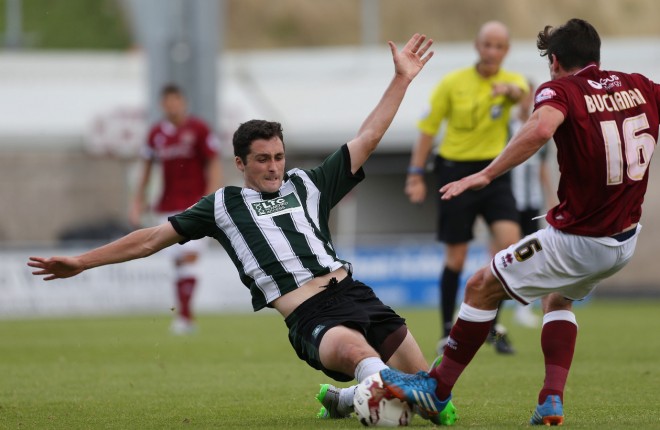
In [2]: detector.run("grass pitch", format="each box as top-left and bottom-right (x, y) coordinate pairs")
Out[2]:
(1, 300), (659, 429)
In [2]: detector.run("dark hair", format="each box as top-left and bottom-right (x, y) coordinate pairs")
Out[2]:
(233, 120), (284, 163)
(160, 83), (184, 98)
(537, 18), (600, 70)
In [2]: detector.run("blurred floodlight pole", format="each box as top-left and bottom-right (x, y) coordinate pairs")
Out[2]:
(361, 0), (380, 46)
(125, 0), (222, 129)
(4, 0), (23, 49)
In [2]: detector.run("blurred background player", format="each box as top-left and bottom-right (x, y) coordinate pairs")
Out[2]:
(129, 84), (222, 334)
(405, 21), (528, 354)
(509, 79), (556, 328)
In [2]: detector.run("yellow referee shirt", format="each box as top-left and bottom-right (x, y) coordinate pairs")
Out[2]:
(418, 66), (528, 161)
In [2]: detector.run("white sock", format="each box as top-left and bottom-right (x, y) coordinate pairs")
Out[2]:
(355, 357), (388, 383)
(338, 386), (357, 414)
(543, 310), (578, 327)
(457, 302), (498, 322)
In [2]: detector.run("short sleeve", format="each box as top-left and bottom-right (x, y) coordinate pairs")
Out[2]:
(168, 193), (218, 241)
(533, 83), (569, 117)
(204, 132), (221, 157)
(417, 79), (450, 136)
(510, 73), (530, 94)
(193, 120), (219, 159)
(141, 127), (158, 160)
(303, 144), (364, 208)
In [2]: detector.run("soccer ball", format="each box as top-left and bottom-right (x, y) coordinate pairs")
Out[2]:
(353, 372), (413, 427)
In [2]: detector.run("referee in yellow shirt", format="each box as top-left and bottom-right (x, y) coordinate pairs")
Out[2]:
(405, 21), (528, 355)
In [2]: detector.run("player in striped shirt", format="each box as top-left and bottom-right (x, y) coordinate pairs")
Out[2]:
(28, 34), (456, 424)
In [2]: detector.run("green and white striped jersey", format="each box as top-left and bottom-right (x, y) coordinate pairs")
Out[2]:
(169, 145), (364, 311)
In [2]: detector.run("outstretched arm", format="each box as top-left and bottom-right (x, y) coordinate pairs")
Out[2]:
(440, 105), (564, 200)
(347, 33), (434, 174)
(28, 222), (184, 281)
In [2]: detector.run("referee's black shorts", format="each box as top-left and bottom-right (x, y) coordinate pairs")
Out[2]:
(434, 155), (519, 244)
(285, 276), (406, 382)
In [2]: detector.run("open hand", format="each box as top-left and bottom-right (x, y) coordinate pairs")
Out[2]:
(439, 173), (491, 200)
(28, 256), (85, 281)
(389, 34), (434, 82)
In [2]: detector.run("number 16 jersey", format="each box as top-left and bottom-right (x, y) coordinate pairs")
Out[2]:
(535, 63), (660, 236)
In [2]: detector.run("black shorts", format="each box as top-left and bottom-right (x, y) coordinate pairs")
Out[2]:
(284, 276), (406, 382)
(435, 155), (519, 244)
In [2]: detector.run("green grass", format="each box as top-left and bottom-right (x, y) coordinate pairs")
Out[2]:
(0, 0), (131, 50)
(1, 300), (659, 429)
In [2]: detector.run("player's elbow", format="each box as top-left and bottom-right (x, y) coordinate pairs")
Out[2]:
(133, 226), (167, 259)
(532, 107), (562, 141)
(141, 242), (160, 258)
(354, 132), (382, 156)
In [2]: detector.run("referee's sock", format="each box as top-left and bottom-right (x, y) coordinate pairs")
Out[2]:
(430, 303), (497, 401)
(538, 311), (578, 404)
(440, 267), (460, 337)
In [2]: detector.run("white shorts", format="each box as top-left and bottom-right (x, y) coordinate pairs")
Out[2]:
(159, 213), (208, 261)
(491, 225), (640, 304)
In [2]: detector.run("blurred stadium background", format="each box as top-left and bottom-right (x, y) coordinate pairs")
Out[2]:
(1, 0), (660, 319)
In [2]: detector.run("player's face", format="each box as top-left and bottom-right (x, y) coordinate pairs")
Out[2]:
(236, 137), (286, 193)
(475, 28), (509, 77)
(161, 93), (187, 124)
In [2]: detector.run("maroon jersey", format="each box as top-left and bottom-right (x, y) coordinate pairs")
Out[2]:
(535, 64), (660, 236)
(144, 117), (219, 212)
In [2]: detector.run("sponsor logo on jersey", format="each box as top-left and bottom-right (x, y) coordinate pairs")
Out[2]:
(588, 80), (603, 89)
(535, 88), (556, 104)
(155, 143), (195, 160)
(588, 75), (622, 90)
(251, 192), (302, 217)
(600, 74), (622, 90)
(180, 130), (195, 146)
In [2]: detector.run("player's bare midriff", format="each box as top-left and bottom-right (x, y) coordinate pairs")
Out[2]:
(272, 267), (349, 318)
(618, 223), (637, 234)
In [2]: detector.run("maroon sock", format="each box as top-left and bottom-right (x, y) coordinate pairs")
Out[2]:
(430, 318), (492, 401)
(176, 277), (197, 320)
(538, 320), (577, 404)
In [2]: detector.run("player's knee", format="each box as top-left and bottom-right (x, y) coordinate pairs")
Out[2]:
(464, 267), (505, 307)
(320, 327), (375, 372)
(445, 245), (468, 270)
(463, 270), (484, 304)
(542, 293), (573, 313)
(465, 268), (487, 292)
(338, 342), (372, 369)
(491, 220), (521, 248)
(176, 252), (199, 265)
